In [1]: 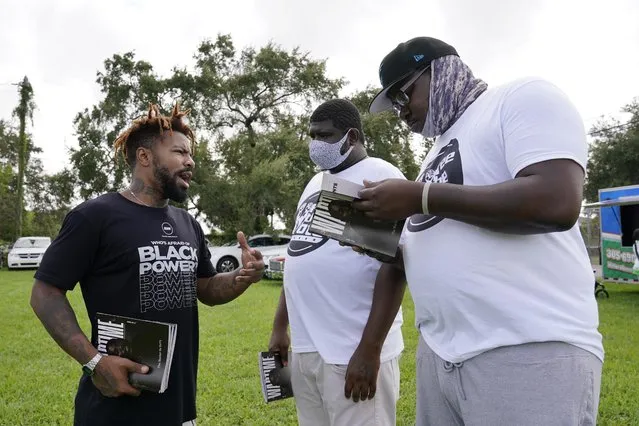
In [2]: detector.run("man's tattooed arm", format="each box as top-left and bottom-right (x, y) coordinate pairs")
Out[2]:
(30, 280), (150, 397)
(197, 234), (264, 306)
(30, 280), (97, 364)
(197, 270), (254, 306)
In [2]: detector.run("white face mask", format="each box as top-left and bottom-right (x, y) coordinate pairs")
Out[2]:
(309, 130), (354, 170)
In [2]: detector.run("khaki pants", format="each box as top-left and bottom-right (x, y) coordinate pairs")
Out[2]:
(290, 351), (400, 426)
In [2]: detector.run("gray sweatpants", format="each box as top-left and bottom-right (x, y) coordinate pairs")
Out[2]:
(416, 337), (602, 426)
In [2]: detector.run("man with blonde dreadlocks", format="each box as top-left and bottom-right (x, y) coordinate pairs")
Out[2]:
(30, 103), (265, 426)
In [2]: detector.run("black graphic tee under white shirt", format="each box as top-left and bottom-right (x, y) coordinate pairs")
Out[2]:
(35, 192), (216, 426)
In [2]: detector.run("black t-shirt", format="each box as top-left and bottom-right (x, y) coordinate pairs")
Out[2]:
(35, 192), (216, 426)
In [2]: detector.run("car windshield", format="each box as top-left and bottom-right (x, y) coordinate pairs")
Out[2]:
(13, 239), (50, 249)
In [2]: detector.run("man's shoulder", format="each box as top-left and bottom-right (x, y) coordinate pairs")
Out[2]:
(490, 77), (580, 125)
(363, 156), (401, 169)
(301, 172), (325, 194)
(308, 171), (324, 185)
(472, 77), (572, 119)
(71, 192), (121, 216)
(492, 76), (547, 90)
(492, 77), (567, 101)
(355, 157), (406, 179)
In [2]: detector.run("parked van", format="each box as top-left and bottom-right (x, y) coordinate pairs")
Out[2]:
(7, 236), (51, 270)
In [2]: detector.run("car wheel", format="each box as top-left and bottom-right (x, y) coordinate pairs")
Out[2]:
(217, 256), (239, 273)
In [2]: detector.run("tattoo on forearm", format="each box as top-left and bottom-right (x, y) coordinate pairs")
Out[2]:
(34, 286), (92, 363)
(205, 273), (252, 305)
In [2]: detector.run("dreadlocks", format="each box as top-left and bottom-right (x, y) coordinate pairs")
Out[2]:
(113, 102), (196, 168)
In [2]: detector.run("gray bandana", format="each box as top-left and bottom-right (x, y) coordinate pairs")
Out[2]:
(422, 55), (488, 137)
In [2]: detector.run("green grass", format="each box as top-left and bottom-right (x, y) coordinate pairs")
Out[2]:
(0, 271), (638, 425)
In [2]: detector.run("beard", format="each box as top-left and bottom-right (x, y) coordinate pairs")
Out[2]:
(153, 160), (189, 203)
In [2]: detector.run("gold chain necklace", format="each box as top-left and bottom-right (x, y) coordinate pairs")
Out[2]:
(129, 189), (151, 207)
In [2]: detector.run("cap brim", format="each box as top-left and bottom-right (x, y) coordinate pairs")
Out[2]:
(368, 86), (394, 114)
(368, 71), (413, 114)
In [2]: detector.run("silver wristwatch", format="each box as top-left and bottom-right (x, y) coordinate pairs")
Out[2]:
(82, 353), (103, 376)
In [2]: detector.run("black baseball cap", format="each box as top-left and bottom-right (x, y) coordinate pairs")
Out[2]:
(369, 37), (458, 114)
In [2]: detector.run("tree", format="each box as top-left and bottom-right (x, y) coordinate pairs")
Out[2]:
(191, 36), (343, 144)
(69, 34), (344, 236)
(584, 99), (639, 202)
(13, 76), (36, 239)
(200, 115), (315, 237)
(0, 162), (16, 242)
(0, 119), (74, 242)
(70, 53), (169, 200)
(24, 167), (77, 238)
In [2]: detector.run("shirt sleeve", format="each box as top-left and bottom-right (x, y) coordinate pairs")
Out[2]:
(380, 162), (408, 181)
(399, 221), (408, 249)
(34, 209), (101, 291)
(193, 218), (216, 279)
(500, 79), (588, 178)
(376, 161), (408, 246)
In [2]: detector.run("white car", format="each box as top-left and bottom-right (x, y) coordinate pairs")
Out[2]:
(209, 234), (291, 273)
(7, 236), (52, 270)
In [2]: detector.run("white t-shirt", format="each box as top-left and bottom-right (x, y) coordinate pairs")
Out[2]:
(403, 77), (604, 363)
(284, 157), (405, 365)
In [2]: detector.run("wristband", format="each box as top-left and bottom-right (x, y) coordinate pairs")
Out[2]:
(421, 182), (431, 215)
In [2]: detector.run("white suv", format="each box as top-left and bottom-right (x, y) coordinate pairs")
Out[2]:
(7, 236), (52, 270)
(209, 234), (291, 273)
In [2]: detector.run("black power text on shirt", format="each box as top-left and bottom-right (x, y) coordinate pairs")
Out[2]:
(138, 241), (199, 313)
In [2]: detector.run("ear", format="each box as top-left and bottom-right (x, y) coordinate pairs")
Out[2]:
(347, 128), (360, 146)
(136, 146), (153, 168)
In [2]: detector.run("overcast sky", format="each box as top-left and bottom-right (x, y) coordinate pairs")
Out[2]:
(1, 0), (638, 175)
